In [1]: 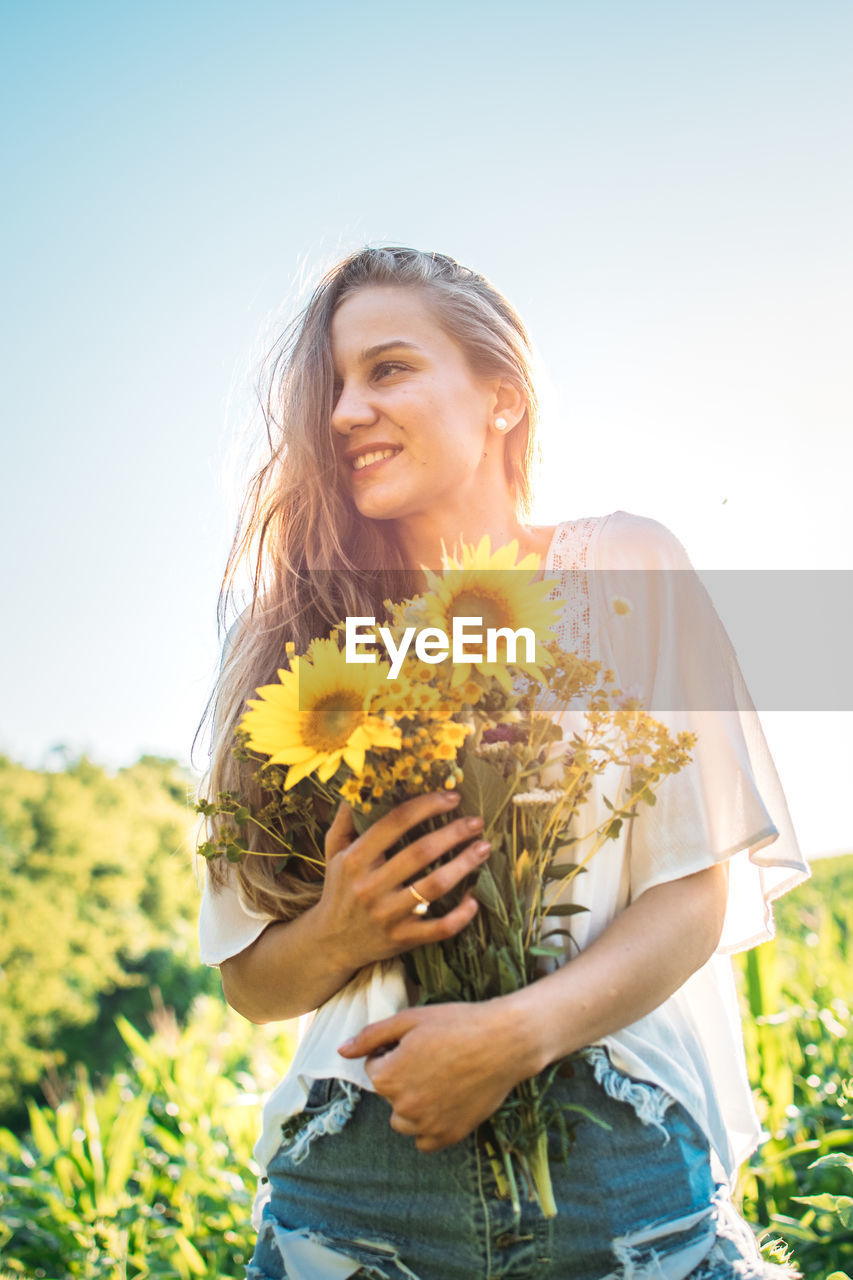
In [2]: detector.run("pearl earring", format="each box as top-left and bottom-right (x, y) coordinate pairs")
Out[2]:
(494, 417), (509, 432)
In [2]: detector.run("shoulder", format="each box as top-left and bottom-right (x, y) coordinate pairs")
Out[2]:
(549, 511), (694, 573)
(590, 510), (694, 573)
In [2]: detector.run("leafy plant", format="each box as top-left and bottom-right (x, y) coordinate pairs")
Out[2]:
(736, 854), (853, 1279)
(0, 997), (296, 1278)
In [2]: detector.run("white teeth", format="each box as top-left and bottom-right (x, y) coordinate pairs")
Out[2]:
(352, 448), (398, 471)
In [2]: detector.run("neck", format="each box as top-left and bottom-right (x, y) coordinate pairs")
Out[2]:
(391, 502), (552, 571)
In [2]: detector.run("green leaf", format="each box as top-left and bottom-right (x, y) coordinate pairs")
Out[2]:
(458, 751), (507, 823)
(473, 865), (509, 924)
(25, 1102), (59, 1160)
(543, 863), (578, 881)
(810, 1151), (853, 1174)
(52, 1154), (79, 1199)
(105, 1091), (149, 1199)
(744, 947), (764, 1019)
(552, 832), (578, 846)
(413, 944), (463, 999)
(791, 1194), (853, 1226)
(496, 947), (523, 993)
(543, 903), (589, 917)
(116, 1015), (153, 1061)
(542, 927), (580, 944)
(172, 1229), (208, 1275)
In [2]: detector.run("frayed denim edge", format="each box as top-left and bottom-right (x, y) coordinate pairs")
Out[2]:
(608, 1208), (716, 1279)
(252, 1080), (363, 1232)
(248, 1219), (424, 1280)
(582, 1046), (674, 1141)
(286, 1079), (362, 1166)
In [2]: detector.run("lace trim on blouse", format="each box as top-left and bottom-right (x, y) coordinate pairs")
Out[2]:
(546, 516), (601, 658)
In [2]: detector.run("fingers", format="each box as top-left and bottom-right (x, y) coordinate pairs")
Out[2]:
(324, 801), (357, 860)
(373, 814), (487, 896)
(392, 889), (481, 948)
(414, 1133), (446, 1153)
(398, 838), (491, 917)
(337, 1011), (416, 1060)
(344, 790), (462, 872)
(389, 1111), (420, 1138)
(321, 791), (487, 966)
(388, 1108), (452, 1150)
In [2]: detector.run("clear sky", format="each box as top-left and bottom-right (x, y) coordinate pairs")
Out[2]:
(1, 1), (851, 858)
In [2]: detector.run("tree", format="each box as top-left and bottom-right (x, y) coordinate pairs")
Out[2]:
(0, 754), (211, 1118)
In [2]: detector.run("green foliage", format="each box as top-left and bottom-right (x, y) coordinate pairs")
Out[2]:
(0, 754), (208, 1119)
(1, 739), (851, 1279)
(736, 853), (853, 1279)
(0, 997), (296, 1278)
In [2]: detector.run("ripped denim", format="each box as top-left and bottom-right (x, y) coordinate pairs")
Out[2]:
(246, 1049), (797, 1280)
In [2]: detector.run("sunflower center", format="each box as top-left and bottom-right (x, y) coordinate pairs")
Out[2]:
(304, 690), (365, 751)
(447, 589), (512, 635)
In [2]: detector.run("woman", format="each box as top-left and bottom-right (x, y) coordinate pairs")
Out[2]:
(199, 246), (807, 1278)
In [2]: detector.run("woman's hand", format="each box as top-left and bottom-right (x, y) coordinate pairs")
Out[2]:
(220, 789), (489, 1025)
(336, 863), (729, 1152)
(315, 791), (491, 976)
(337, 1002), (526, 1152)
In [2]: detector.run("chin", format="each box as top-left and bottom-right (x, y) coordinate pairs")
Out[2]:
(346, 494), (392, 524)
(349, 487), (412, 524)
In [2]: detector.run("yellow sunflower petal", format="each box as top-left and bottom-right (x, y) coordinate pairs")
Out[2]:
(239, 637), (399, 784)
(341, 743), (367, 776)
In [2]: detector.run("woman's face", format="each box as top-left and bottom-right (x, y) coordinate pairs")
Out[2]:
(330, 285), (503, 526)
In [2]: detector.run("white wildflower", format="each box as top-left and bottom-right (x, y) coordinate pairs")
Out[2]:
(512, 788), (563, 807)
(476, 740), (514, 759)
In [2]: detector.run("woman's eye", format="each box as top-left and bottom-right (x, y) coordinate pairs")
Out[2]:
(373, 361), (407, 380)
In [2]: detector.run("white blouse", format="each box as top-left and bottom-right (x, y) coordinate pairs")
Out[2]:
(199, 511), (808, 1194)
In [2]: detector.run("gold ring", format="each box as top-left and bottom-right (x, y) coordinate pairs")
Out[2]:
(407, 884), (430, 916)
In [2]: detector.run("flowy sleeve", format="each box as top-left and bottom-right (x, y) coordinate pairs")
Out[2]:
(198, 612), (278, 966)
(198, 860), (276, 966)
(591, 510), (809, 954)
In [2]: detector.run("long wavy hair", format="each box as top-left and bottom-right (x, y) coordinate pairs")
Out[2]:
(200, 246), (541, 918)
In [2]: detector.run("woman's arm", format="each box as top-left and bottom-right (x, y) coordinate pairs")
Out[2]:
(338, 861), (729, 1151)
(220, 790), (492, 1023)
(505, 859), (729, 1074)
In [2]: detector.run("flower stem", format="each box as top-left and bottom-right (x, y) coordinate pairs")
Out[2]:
(527, 1128), (557, 1219)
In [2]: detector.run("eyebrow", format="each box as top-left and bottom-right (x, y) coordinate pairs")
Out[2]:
(359, 340), (422, 361)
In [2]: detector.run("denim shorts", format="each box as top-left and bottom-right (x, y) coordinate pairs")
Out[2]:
(246, 1049), (792, 1280)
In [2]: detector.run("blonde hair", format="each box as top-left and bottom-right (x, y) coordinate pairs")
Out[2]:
(200, 246), (540, 917)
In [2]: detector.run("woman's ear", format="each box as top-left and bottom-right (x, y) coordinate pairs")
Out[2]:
(490, 379), (527, 435)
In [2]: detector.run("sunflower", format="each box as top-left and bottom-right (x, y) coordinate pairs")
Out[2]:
(422, 536), (561, 690)
(240, 637), (401, 789)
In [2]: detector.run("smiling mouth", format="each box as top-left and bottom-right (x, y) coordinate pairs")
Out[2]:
(351, 447), (401, 472)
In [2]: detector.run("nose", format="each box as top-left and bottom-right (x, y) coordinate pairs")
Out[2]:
(331, 379), (378, 435)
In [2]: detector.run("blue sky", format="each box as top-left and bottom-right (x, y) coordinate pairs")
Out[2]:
(1, 1), (851, 856)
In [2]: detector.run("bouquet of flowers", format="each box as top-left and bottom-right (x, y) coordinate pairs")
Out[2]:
(199, 538), (696, 1217)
